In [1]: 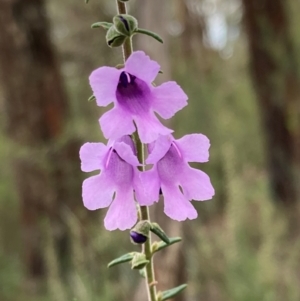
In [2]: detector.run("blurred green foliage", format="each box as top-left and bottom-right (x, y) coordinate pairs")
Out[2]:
(0, 0), (300, 301)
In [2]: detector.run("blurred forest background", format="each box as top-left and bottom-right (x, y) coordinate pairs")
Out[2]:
(0, 0), (300, 300)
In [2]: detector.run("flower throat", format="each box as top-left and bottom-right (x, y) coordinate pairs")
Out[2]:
(119, 71), (136, 88)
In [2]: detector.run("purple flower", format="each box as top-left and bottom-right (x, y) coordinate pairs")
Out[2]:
(79, 136), (144, 231)
(89, 51), (188, 143)
(140, 134), (215, 221)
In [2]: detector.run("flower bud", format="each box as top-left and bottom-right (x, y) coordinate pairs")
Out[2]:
(130, 220), (151, 244)
(113, 14), (138, 37)
(131, 253), (149, 270)
(130, 231), (147, 244)
(106, 26), (127, 47)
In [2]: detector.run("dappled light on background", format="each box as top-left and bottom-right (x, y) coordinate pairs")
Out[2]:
(0, 0), (300, 300)
(181, 0), (242, 56)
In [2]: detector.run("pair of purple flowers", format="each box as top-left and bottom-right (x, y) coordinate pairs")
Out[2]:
(80, 51), (214, 231)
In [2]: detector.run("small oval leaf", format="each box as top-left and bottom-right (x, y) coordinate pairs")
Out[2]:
(152, 237), (182, 254)
(160, 284), (187, 301)
(131, 259), (149, 270)
(131, 253), (149, 270)
(135, 28), (163, 43)
(107, 252), (135, 268)
(115, 64), (125, 69)
(150, 223), (170, 244)
(88, 95), (95, 102)
(91, 22), (113, 30)
(139, 269), (146, 278)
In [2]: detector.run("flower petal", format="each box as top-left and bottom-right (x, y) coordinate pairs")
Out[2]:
(104, 188), (137, 231)
(134, 168), (160, 206)
(125, 51), (160, 83)
(161, 183), (198, 221)
(146, 135), (172, 164)
(89, 67), (121, 107)
(134, 113), (173, 144)
(99, 107), (135, 140)
(152, 82), (188, 119)
(180, 166), (215, 201)
(82, 174), (114, 210)
(176, 134), (210, 163)
(80, 142), (108, 172)
(114, 141), (140, 166)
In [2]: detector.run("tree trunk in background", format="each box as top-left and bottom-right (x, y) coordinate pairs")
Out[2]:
(176, 0), (207, 65)
(0, 0), (81, 293)
(242, 0), (300, 204)
(134, 0), (171, 78)
(134, 1), (186, 301)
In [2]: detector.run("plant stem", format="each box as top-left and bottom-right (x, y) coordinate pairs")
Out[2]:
(140, 205), (157, 301)
(116, 1), (133, 62)
(133, 130), (157, 301)
(115, 1), (157, 300)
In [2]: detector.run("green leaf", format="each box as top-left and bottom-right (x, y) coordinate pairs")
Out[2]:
(135, 28), (163, 43)
(150, 223), (170, 244)
(115, 64), (125, 69)
(91, 22), (113, 30)
(139, 269), (146, 278)
(131, 253), (149, 270)
(113, 14), (138, 37)
(88, 95), (95, 102)
(131, 259), (149, 270)
(158, 284), (187, 301)
(85, 0), (89, 3)
(107, 252), (135, 268)
(152, 237), (182, 254)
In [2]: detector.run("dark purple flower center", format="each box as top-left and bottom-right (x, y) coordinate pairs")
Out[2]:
(119, 71), (136, 88)
(116, 71), (151, 114)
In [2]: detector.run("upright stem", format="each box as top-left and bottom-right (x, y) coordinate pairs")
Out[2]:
(140, 205), (157, 301)
(133, 131), (157, 301)
(116, 1), (133, 62)
(115, 1), (157, 300)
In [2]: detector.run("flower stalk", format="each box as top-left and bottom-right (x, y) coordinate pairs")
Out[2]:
(116, 1), (133, 62)
(81, 1), (214, 300)
(115, 2), (157, 301)
(140, 205), (157, 301)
